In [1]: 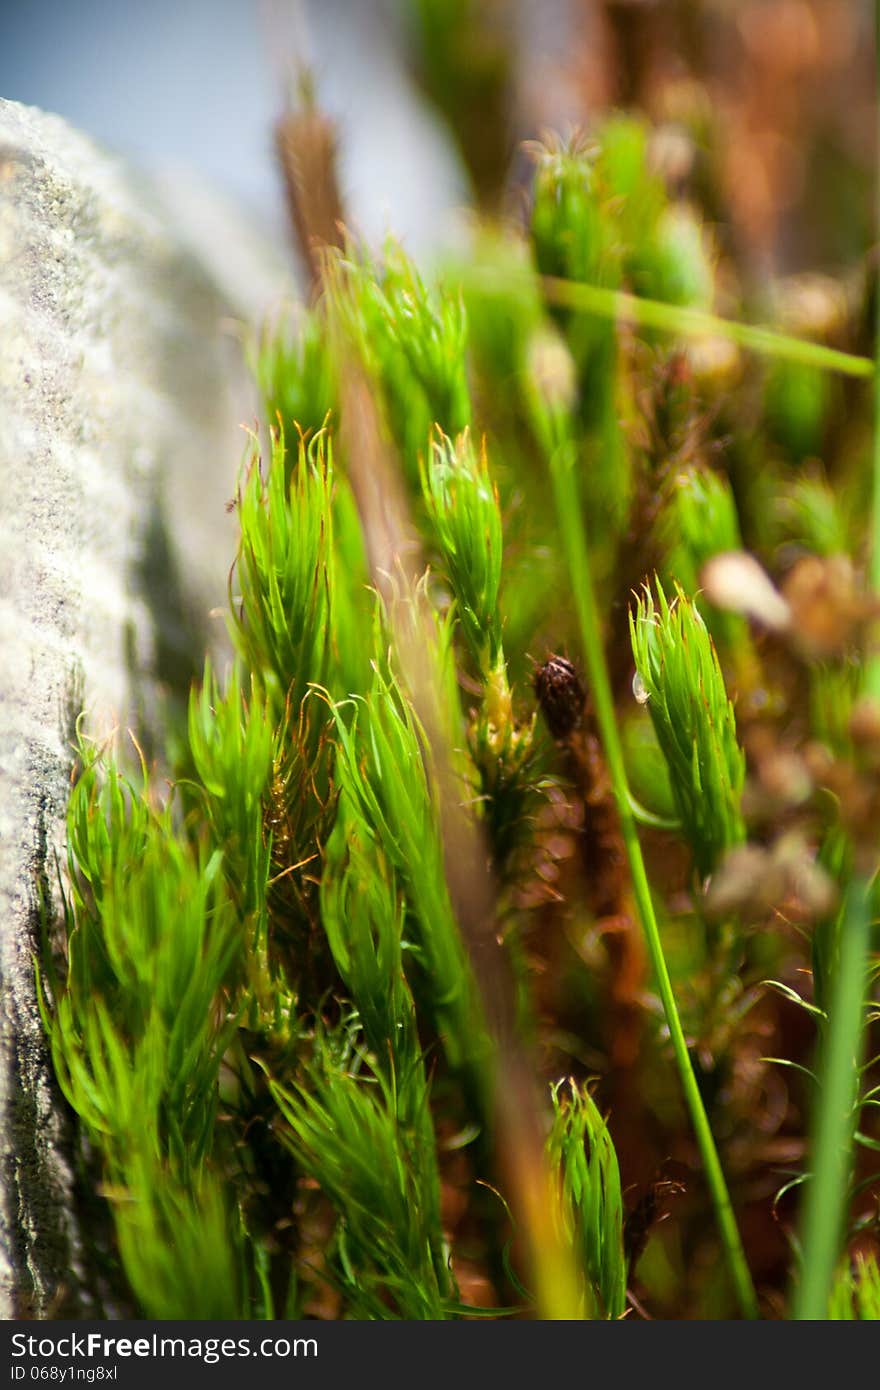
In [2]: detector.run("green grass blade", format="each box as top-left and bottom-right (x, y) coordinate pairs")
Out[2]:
(466, 265), (874, 379)
(794, 12), (880, 1312)
(545, 436), (759, 1320)
(792, 878), (873, 1318)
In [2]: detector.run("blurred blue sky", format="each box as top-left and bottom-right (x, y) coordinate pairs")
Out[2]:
(0, 0), (467, 255)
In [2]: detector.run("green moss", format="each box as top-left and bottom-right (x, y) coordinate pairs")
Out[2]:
(44, 106), (880, 1322)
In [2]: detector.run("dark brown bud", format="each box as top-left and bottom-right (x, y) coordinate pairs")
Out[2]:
(533, 655), (586, 741)
(624, 1176), (686, 1271)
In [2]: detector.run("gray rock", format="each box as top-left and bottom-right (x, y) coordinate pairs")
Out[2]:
(0, 98), (285, 1317)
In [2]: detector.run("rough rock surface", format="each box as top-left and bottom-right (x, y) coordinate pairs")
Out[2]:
(0, 98), (274, 1316)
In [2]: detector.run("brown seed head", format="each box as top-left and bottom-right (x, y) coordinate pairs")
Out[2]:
(533, 655), (586, 741)
(849, 696), (880, 747)
(781, 554), (878, 660)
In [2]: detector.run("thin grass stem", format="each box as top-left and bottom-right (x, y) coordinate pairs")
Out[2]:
(546, 440), (760, 1320)
(336, 360), (585, 1319)
(540, 275), (873, 378)
(870, 0), (880, 681)
(792, 879), (872, 1319)
(792, 4), (880, 1317)
(468, 266), (874, 378)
